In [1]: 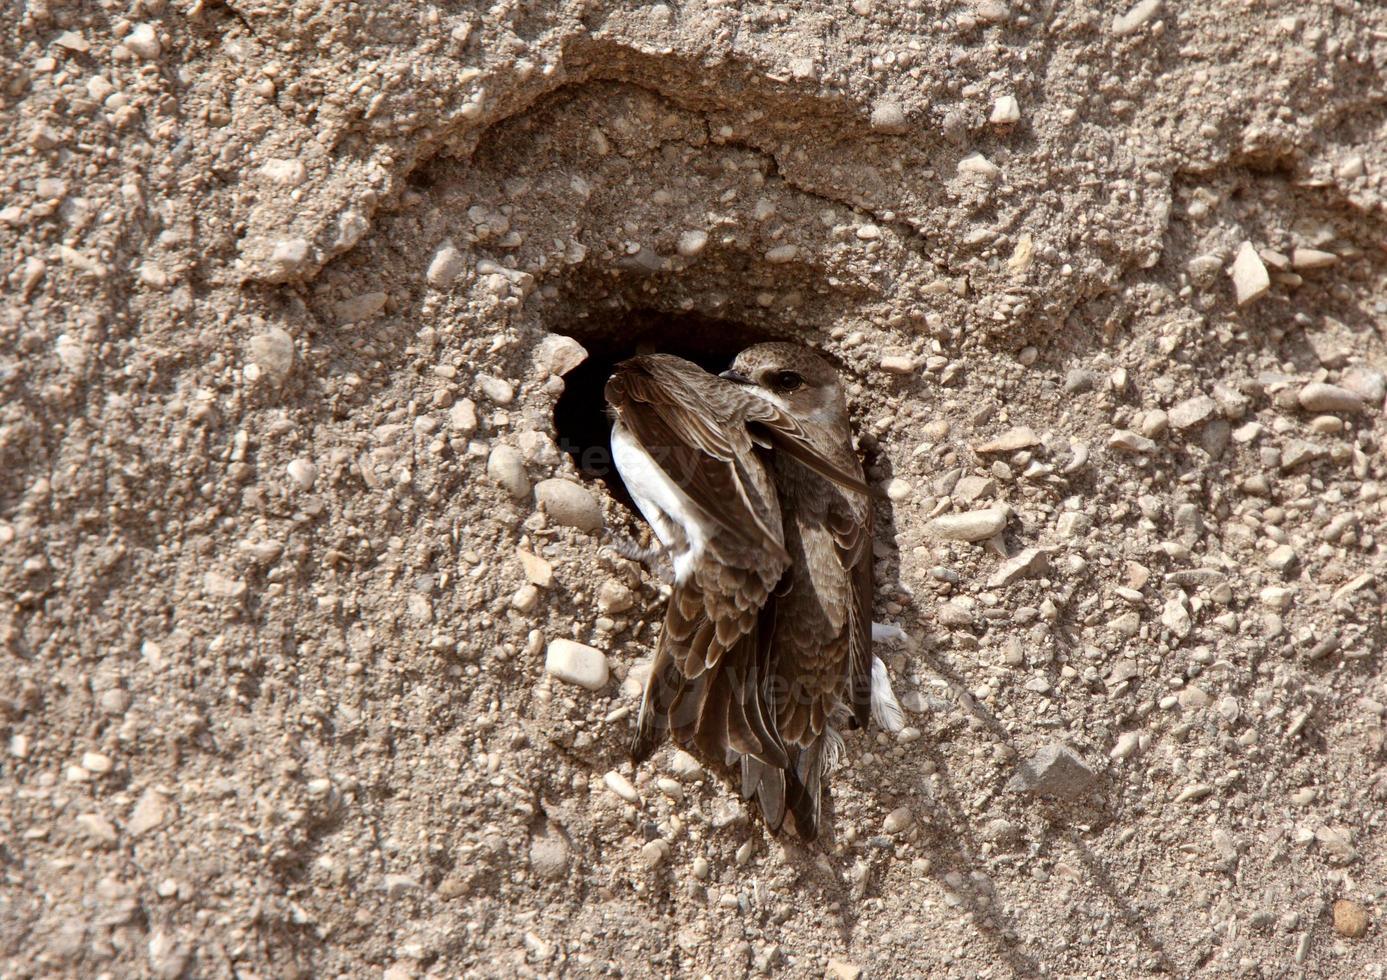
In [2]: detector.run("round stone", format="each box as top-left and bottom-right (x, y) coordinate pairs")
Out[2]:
(1332, 899), (1368, 939)
(487, 446), (530, 499)
(534, 479), (602, 532)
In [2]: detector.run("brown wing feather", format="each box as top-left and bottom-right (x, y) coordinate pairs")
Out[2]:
(612, 355), (793, 777)
(606, 360), (785, 554)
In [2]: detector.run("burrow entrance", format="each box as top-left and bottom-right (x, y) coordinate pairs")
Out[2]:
(551, 310), (790, 508)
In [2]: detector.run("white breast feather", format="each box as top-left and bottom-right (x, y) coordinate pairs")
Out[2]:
(610, 424), (711, 583)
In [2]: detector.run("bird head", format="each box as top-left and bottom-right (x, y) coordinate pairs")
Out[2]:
(720, 342), (848, 425)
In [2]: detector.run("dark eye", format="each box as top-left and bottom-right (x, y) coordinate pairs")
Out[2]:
(771, 370), (804, 391)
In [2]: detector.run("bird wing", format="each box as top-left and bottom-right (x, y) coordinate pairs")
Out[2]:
(605, 356), (785, 556)
(610, 356), (791, 772)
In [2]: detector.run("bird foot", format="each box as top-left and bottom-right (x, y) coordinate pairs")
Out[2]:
(602, 532), (675, 584)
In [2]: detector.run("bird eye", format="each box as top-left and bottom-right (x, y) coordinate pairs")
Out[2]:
(771, 370), (804, 391)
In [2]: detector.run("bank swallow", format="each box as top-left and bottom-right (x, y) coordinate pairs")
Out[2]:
(605, 342), (901, 839)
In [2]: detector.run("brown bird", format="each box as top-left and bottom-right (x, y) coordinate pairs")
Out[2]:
(605, 342), (900, 839)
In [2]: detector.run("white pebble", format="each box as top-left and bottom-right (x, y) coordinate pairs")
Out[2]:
(534, 479), (603, 532)
(286, 458), (317, 491)
(125, 23), (162, 60)
(957, 153), (1000, 178)
(1108, 429), (1157, 452)
(247, 328), (294, 383)
(81, 751), (113, 774)
(1291, 247), (1337, 270)
(260, 159), (306, 186)
(927, 507), (1007, 542)
(603, 770), (640, 804)
(427, 243), (466, 287)
(1298, 382), (1363, 414)
(1229, 241), (1270, 306)
(989, 96), (1020, 124)
(870, 101), (908, 134)
(765, 244), (798, 263)
(677, 230), (708, 257)
(535, 334), (588, 377)
(487, 445), (530, 499)
(449, 398), (478, 435)
(478, 376), (514, 405)
(885, 478), (912, 502)
(270, 238), (311, 274)
(546, 638), (609, 690)
(670, 750), (704, 780)
(882, 806), (914, 834)
(1112, 0), (1161, 36)
(639, 839), (670, 868)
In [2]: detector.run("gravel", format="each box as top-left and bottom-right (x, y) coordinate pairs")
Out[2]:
(6, 1), (1386, 977)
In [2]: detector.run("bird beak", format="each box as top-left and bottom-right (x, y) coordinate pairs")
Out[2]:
(719, 369), (752, 385)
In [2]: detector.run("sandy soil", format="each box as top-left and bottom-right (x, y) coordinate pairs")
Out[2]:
(3, 1), (1387, 976)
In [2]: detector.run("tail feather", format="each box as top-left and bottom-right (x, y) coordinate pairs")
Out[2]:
(870, 656), (905, 733)
(740, 755), (787, 831)
(785, 736), (828, 841)
(632, 643), (679, 762)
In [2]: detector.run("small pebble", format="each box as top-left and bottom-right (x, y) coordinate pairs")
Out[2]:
(885, 478), (912, 501)
(870, 101), (908, 134)
(534, 479), (603, 532)
(125, 23), (162, 60)
(827, 959), (864, 980)
(426, 243), (466, 287)
(247, 328), (295, 383)
(1109, 429), (1156, 452)
(656, 777), (684, 802)
(597, 580), (635, 614)
(487, 446), (530, 499)
(639, 839), (670, 868)
(670, 750), (704, 780)
(1332, 899), (1369, 939)
(677, 230), (708, 257)
(988, 548), (1050, 587)
(1230, 242), (1270, 305)
(1168, 395), (1216, 430)
(545, 638), (609, 690)
(478, 376), (515, 405)
(1298, 382), (1363, 414)
(77, 813), (118, 845)
(518, 550), (553, 588)
(1290, 248), (1337, 270)
(880, 354), (917, 374)
(957, 153), (1000, 178)
(1006, 743), (1096, 800)
(449, 398), (478, 435)
(536, 334), (588, 377)
(81, 751), (113, 774)
(928, 508), (1007, 542)
(128, 788), (169, 836)
(882, 807), (914, 834)
(603, 770), (640, 804)
(286, 458), (317, 491)
(1339, 367), (1386, 405)
(260, 159), (306, 186)
(974, 426), (1038, 453)
(989, 95), (1020, 124)
(1112, 0), (1161, 36)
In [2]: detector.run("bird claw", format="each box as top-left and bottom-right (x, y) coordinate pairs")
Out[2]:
(602, 532), (675, 585)
(871, 622), (915, 647)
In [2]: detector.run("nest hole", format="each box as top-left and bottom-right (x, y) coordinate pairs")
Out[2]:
(551, 310), (790, 508)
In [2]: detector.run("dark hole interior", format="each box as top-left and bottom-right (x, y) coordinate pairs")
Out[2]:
(551, 310), (786, 510)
